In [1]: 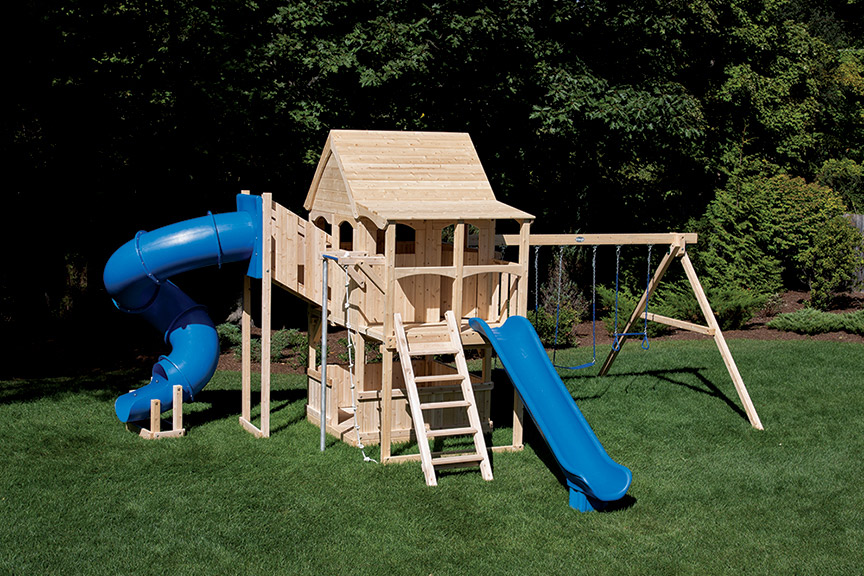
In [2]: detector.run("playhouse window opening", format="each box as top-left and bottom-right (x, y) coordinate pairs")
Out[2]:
(376, 223), (417, 255)
(396, 224), (416, 254)
(339, 221), (354, 251)
(313, 216), (332, 235)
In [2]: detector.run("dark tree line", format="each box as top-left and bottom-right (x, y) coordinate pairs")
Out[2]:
(4, 0), (863, 350)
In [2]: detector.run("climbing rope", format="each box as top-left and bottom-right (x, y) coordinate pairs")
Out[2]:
(338, 260), (377, 464)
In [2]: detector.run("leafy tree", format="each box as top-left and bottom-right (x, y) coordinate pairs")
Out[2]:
(817, 158), (864, 212)
(5, 0), (864, 347)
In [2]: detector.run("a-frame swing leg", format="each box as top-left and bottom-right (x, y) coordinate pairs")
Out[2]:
(679, 252), (763, 430)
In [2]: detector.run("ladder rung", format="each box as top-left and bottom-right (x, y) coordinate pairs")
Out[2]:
(419, 400), (471, 410)
(405, 343), (459, 357)
(426, 426), (477, 438)
(431, 453), (484, 468)
(414, 374), (465, 384)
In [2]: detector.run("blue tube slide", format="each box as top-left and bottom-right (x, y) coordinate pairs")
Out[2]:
(469, 316), (632, 512)
(103, 194), (261, 423)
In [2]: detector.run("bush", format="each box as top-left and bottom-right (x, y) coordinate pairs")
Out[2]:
(531, 305), (580, 348)
(817, 158), (864, 213)
(530, 246), (587, 348)
(767, 308), (864, 335)
(696, 173), (850, 294)
(598, 280), (767, 336)
(216, 322), (242, 350)
(215, 323), (308, 365)
(800, 216), (864, 310)
(661, 282), (769, 331)
(597, 285), (672, 339)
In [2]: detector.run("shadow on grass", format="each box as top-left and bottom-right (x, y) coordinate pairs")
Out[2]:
(0, 367), (152, 405)
(485, 363), (749, 513)
(0, 369), (308, 435)
(576, 366), (749, 423)
(182, 387), (307, 431)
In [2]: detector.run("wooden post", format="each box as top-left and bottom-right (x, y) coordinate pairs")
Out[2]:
(240, 190), (253, 425)
(150, 399), (160, 434)
(453, 221), (465, 323)
(381, 223), (397, 461)
(241, 275), (252, 422)
(680, 252), (764, 430)
(172, 385), (183, 431)
(516, 220), (531, 317)
(260, 192), (272, 438)
(238, 191), (272, 439)
(126, 385), (186, 439)
(508, 220), (530, 449)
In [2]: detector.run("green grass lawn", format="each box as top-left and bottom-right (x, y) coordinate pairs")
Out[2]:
(1, 339), (863, 575)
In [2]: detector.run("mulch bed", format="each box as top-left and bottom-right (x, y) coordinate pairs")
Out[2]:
(217, 291), (864, 374)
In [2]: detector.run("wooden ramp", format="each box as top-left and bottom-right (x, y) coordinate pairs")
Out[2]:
(393, 311), (493, 486)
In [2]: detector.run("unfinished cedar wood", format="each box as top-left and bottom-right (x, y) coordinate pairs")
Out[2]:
(241, 129), (761, 473)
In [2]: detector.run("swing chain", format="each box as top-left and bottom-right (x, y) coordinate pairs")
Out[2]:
(613, 245), (622, 350)
(612, 245), (653, 352)
(533, 246), (540, 323)
(552, 247), (563, 359)
(642, 245), (653, 350)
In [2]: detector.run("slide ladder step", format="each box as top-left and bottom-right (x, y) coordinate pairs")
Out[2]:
(431, 453), (484, 468)
(426, 426), (477, 438)
(404, 343), (460, 357)
(420, 400), (471, 410)
(414, 373), (465, 384)
(393, 311), (493, 487)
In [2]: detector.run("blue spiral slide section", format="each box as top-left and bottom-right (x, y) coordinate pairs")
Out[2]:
(103, 194), (262, 423)
(470, 316), (632, 511)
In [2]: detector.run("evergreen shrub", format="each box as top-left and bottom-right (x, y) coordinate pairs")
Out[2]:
(767, 308), (864, 335)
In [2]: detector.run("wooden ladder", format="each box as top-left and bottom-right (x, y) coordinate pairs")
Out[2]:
(393, 310), (494, 486)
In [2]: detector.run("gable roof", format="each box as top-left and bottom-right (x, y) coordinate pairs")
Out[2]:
(304, 130), (534, 228)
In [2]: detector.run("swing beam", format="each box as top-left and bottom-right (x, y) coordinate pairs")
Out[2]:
(500, 232), (763, 431)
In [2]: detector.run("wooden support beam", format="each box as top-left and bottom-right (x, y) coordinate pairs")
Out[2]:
(645, 313), (714, 336)
(509, 219), (530, 449)
(595, 237), (763, 430)
(516, 220), (531, 317)
(499, 232), (698, 247)
(241, 275), (251, 422)
(239, 192), (272, 439)
(150, 399), (160, 434)
(126, 385), (186, 439)
(172, 385), (183, 431)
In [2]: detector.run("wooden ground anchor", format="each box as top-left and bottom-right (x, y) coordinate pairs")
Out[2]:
(125, 385), (187, 439)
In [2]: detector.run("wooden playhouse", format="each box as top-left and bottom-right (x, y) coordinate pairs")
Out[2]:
(240, 130), (535, 482)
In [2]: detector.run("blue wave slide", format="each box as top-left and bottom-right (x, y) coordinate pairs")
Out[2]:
(103, 194), (262, 423)
(469, 316), (632, 512)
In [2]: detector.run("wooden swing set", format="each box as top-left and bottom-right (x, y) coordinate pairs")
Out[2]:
(508, 232), (763, 430)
